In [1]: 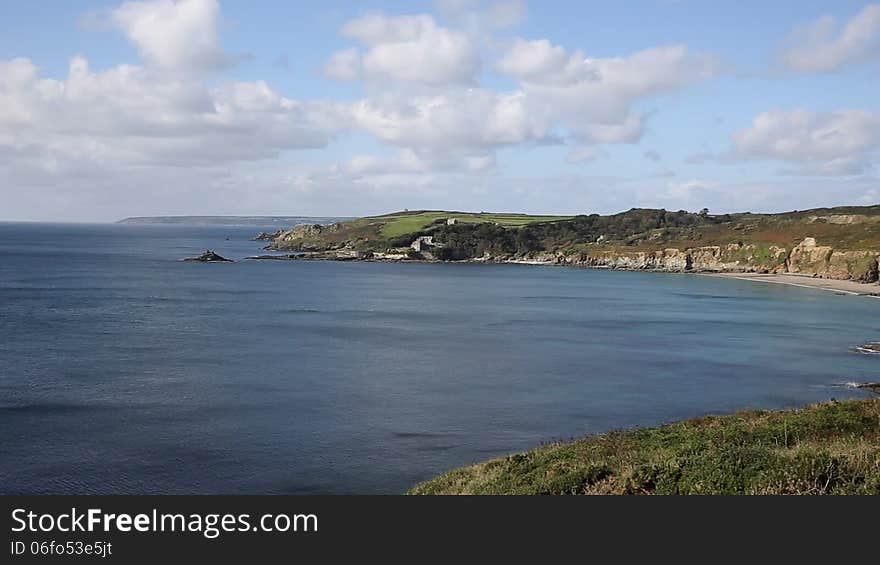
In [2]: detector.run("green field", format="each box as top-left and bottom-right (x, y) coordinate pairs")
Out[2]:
(364, 211), (574, 238)
(409, 398), (880, 495)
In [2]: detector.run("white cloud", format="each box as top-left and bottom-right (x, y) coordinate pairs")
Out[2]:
(326, 13), (480, 85)
(730, 109), (880, 175)
(497, 40), (718, 143)
(321, 16), (718, 186)
(337, 149), (496, 176)
(779, 4), (880, 73)
(112, 0), (231, 71)
(654, 166), (676, 178)
(661, 179), (716, 203)
(350, 90), (550, 151)
(496, 38), (570, 81)
(0, 57), (348, 170)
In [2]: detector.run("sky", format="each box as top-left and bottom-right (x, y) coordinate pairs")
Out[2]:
(1, 0), (879, 221)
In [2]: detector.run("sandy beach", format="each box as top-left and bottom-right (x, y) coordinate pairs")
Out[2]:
(703, 272), (880, 297)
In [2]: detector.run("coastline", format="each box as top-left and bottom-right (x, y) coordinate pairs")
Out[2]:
(699, 272), (880, 297)
(249, 253), (880, 297)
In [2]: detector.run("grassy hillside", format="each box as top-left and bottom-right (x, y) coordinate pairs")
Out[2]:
(270, 210), (574, 251)
(269, 205), (880, 257)
(409, 398), (880, 495)
(369, 211), (573, 238)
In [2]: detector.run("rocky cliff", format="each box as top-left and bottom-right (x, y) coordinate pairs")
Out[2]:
(513, 239), (879, 283)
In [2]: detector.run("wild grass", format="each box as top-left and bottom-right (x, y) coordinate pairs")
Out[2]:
(409, 398), (880, 495)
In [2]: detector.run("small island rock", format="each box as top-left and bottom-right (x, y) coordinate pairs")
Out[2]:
(184, 250), (233, 262)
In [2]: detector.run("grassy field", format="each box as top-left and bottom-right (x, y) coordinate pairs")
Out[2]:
(409, 398), (880, 495)
(367, 211), (574, 238)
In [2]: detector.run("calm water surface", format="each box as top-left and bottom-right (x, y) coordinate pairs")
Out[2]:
(1, 222), (877, 493)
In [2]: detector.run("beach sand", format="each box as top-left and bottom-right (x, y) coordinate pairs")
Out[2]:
(703, 272), (880, 297)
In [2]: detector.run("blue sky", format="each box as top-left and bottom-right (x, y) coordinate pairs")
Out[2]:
(1, 0), (878, 221)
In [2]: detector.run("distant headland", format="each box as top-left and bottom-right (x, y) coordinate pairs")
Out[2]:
(117, 215), (351, 227)
(249, 205), (880, 294)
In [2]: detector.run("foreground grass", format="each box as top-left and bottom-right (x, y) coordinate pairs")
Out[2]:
(409, 399), (880, 495)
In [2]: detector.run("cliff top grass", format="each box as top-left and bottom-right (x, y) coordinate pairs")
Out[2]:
(358, 210), (574, 238)
(409, 398), (880, 495)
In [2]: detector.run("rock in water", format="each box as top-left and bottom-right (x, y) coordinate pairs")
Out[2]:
(184, 250), (233, 262)
(856, 382), (880, 394)
(854, 342), (880, 355)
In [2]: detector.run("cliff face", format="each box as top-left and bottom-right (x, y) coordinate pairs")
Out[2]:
(786, 237), (879, 282)
(270, 223), (346, 250)
(275, 223), (339, 243)
(520, 239), (878, 283)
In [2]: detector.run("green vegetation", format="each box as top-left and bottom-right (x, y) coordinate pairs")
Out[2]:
(270, 205), (880, 260)
(271, 209), (573, 251)
(369, 210), (573, 238)
(409, 398), (880, 495)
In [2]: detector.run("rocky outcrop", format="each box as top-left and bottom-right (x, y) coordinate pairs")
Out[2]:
(253, 230), (282, 241)
(826, 251), (879, 282)
(275, 223), (342, 242)
(542, 243), (786, 274)
(808, 214), (877, 225)
(580, 248), (690, 271)
(785, 238), (879, 282)
(855, 382), (880, 394)
(854, 342), (880, 355)
(184, 250), (233, 262)
(786, 238), (833, 275)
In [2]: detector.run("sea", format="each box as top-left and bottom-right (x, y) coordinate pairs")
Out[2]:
(1, 221), (877, 494)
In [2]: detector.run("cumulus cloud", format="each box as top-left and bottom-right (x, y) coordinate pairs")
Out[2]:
(325, 13), (480, 85)
(0, 57), (348, 170)
(350, 90), (550, 154)
(321, 16), (717, 176)
(496, 38), (570, 81)
(779, 4), (880, 73)
(730, 109), (880, 175)
(497, 40), (718, 143)
(112, 0), (232, 71)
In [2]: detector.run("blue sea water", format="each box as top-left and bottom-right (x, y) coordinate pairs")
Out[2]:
(0, 222), (878, 494)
